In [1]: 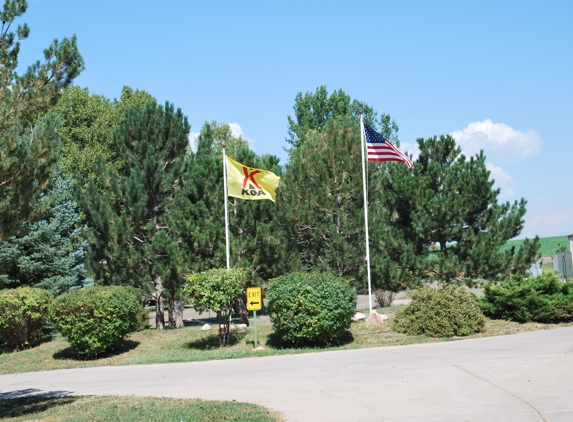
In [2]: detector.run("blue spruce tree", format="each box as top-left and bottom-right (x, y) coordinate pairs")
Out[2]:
(0, 175), (90, 294)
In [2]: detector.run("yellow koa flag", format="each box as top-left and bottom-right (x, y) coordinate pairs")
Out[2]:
(226, 156), (280, 202)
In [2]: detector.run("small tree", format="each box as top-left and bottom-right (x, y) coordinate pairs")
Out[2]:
(183, 268), (249, 346)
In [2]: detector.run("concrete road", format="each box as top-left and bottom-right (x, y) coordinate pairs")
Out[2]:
(1, 327), (572, 421)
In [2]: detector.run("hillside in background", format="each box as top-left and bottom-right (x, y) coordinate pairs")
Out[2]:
(501, 235), (569, 256)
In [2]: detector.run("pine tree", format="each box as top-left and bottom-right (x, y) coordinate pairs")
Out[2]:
(280, 117), (385, 280)
(83, 102), (190, 329)
(177, 121), (287, 281)
(282, 87), (405, 291)
(175, 123), (286, 325)
(0, 175), (90, 294)
(0, 0), (83, 240)
(377, 134), (540, 282)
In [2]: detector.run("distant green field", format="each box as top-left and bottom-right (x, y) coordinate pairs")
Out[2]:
(501, 235), (569, 256)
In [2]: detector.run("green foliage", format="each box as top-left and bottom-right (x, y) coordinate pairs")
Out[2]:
(192, 120), (249, 158)
(50, 286), (141, 356)
(0, 287), (53, 350)
(282, 88), (409, 291)
(377, 134), (539, 282)
(49, 86), (157, 194)
(393, 285), (486, 337)
(480, 272), (573, 323)
(286, 85), (398, 148)
(282, 118), (367, 278)
(135, 306), (150, 331)
(0, 175), (89, 294)
(0, 0), (83, 240)
(267, 272), (357, 347)
(183, 268), (249, 346)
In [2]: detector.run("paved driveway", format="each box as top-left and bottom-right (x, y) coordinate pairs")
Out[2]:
(1, 327), (572, 421)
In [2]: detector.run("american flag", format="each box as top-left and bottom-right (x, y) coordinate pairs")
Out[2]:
(364, 123), (414, 168)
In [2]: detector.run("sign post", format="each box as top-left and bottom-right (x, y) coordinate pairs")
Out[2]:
(247, 287), (262, 348)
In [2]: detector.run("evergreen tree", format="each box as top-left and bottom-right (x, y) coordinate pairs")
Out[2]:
(0, 175), (90, 294)
(83, 102), (190, 329)
(377, 134), (540, 282)
(282, 87), (406, 291)
(177, 122), (287, 282)
(281, 117), (396, 284)
(0, 0), (83, 240)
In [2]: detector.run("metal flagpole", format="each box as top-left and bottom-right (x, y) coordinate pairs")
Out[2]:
(222, 144), (231, 270)
(359, 112), (373, 314)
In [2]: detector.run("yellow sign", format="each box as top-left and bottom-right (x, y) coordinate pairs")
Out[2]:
(246, 287), (262, 311)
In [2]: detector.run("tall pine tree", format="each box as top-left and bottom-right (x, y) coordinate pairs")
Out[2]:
(83, 102), (190, 329)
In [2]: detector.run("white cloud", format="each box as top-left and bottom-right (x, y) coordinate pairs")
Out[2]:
(451, 119), (542, 162)
(486, 162), (514, 198)
(227, 122), (255, 148)
(228, 123), (244, 138)
(188, 131), (200, 152)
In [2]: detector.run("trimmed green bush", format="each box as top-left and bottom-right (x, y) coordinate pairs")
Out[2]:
(268, 272), (356, 347)
(0, 287), (54, 350)
(393, 284), (485, 337)
(50, 286), (141, 356)
(183, 268), (249, 347)
(480, 272), (573, 323)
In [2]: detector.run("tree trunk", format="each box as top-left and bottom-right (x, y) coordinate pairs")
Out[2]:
(169, 299), (185, 329)
(217, 310), (231, 347)
(154, 276), (165, 330)
(168, 300), (174, 328)
(234, 295), (249, 326)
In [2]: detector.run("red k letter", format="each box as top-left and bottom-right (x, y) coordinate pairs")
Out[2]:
(243, 166), (263, 189)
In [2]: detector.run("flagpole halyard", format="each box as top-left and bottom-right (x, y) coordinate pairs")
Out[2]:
(359, 112), (373, 314)
(222, 144), (231, 270)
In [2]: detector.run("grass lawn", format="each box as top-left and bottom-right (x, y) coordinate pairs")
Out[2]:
(542, 262), (556, 273)
(1, 305), (570, 375)
(0, 395), (280, 422)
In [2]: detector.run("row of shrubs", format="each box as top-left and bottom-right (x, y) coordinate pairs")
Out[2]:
(0, 286), (147, 356)
(265, 271), (573, 343)
(1, 270), (571, 355)
(393, 271), (573, 338)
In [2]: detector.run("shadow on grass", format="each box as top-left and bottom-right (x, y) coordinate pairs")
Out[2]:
(187, 331), (247, 350)
(265, 330), (354, 349)
(0, 334), (54, 355)
(52, 339), (140, 361)
(0, 393), (78, 419)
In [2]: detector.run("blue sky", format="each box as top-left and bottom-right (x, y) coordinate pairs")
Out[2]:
(19, 0), (573, 239)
